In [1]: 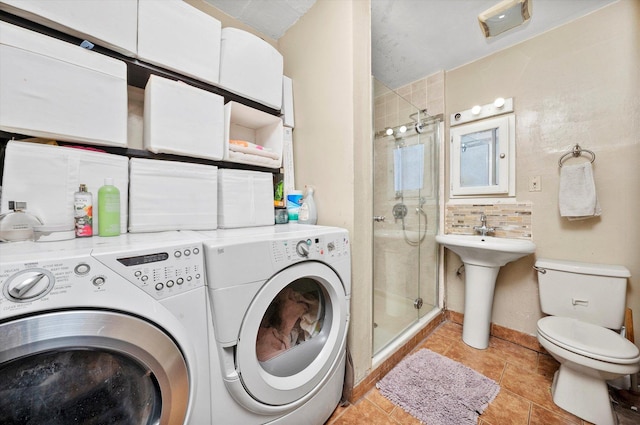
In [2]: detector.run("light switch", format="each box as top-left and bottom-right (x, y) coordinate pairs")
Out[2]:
(529, 176), (541, 192)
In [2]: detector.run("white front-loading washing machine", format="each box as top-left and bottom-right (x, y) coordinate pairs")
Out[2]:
(0, 232), (212, 425)
(198, 224), (351, 424)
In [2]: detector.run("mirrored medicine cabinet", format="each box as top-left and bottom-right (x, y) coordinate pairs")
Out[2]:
(450, 114), (515, 197)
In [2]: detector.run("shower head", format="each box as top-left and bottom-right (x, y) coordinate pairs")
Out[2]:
(409, 109), (428, 122)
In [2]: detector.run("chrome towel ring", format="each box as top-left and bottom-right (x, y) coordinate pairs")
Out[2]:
(558, 144), (596, 168)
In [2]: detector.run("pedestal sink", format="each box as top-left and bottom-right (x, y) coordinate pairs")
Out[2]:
(436, 234), (536, 349)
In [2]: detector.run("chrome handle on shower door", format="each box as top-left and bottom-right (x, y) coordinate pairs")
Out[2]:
(373, 216), (386, 222)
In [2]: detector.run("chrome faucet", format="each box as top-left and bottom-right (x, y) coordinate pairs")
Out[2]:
(473, 214), (495, 237)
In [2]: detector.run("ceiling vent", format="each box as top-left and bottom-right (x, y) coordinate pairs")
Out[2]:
(478, 0), (531, 38)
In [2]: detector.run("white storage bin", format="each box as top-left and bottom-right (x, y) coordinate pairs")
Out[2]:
(281, 75), (295, 128)
(0, 141), (129, 234)
(224, 102), (283, 168)
(0, 0), (137, 56)
(219, 28), (283, 110)
(144, 75), (224, 160)
(138, 0), (221, 85)
(128, 158), (218, 233)
(218, 169), (274, 229)
(0, 22), (128, 147)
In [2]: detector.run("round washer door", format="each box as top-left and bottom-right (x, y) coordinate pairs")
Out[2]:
(236, 261), (348, 406)
(0, 310), (189, 425)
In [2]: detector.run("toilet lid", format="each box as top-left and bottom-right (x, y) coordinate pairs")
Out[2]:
(537, 316), (640, 364)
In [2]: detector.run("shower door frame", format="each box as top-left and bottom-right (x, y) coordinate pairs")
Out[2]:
(371, 79), (442, 356)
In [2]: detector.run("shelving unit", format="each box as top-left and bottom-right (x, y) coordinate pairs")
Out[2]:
(0, 10), (282, 175)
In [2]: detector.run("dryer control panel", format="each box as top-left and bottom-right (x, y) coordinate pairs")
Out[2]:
(271, 233), (349, 265)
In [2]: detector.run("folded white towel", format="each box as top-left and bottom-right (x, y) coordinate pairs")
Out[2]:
(229, 143), (280, 160)
(559, 162), (601, 220)
(227, 150), (281, 168)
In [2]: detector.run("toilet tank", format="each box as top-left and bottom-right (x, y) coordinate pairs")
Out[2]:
(535, 258), (631, 329)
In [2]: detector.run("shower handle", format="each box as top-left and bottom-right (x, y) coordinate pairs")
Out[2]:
(392, 203), (408, 222)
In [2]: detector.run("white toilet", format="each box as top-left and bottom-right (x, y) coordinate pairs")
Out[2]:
(535, 258), (640, 425)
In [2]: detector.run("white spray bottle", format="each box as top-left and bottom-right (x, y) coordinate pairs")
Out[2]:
(298, 186), (317, 225)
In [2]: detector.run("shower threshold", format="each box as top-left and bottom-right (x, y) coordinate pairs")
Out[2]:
(372, 307), (442, 369)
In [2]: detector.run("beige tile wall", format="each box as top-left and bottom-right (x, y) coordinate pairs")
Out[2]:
(395, 72), (445, 117)
(374, 71), (445, 133)
(444, 203), (532, 239)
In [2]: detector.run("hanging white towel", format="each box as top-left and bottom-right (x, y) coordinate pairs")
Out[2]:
(559, 162), (601, 220)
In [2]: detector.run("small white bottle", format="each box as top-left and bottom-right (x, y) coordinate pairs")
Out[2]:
(298, 186), (317, 225)
(74, 184), (93, 237)
(0, 201), (43, 242)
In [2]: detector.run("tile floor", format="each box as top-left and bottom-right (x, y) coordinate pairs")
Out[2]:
(326, 321), (596, 425)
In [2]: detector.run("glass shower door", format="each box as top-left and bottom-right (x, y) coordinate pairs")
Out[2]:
(372, 79), (440, 354)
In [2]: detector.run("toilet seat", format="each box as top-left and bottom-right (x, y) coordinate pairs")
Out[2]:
(537, 316), (640, 364)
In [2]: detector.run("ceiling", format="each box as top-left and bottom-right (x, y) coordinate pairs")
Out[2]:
(204, 0), (317, 39)
(205, 0), (617, 89)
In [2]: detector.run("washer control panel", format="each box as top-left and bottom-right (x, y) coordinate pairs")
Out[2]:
(0, 254), (120, 310)
(93, 243), (204, 300)
(0, 237), (206, 318)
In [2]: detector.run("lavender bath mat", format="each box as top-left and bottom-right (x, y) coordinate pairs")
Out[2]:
(376, 349), (500, 425)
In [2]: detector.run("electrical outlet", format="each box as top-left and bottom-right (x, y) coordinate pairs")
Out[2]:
(529, 176), (541, 192)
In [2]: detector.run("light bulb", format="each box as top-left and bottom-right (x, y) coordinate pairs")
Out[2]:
(471, 105), (482, 115)
(494, 97), (506, 108)
(385, 128), (394, 136)
(399, 125), (407, 133)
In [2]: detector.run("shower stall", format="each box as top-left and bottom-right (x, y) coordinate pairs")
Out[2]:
(372, 78), (441, 355)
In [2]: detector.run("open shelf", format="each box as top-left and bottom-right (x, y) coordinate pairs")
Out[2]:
(0, 10), (281, 116)
(0, 10), (283, 174)
(0, 137), (279, 175)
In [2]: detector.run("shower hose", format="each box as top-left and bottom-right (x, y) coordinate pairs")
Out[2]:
(402, 207), (427, 246)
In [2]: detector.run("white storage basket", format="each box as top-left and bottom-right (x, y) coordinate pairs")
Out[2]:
(218, 169), (274, 228)
(129, 158), (218, 232)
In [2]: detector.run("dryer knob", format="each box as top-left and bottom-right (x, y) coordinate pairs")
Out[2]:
(296, 240), (310, 257)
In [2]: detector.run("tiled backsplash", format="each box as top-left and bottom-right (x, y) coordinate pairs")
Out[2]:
(444, 203), (532, 239)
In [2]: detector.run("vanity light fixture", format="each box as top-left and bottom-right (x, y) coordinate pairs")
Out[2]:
(478, 0), (531, 38)
(451, 97), (514, 126)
